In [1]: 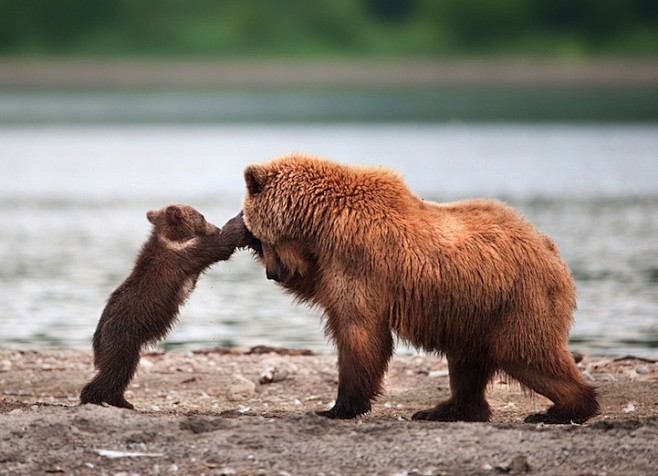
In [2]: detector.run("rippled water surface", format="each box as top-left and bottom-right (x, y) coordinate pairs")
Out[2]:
(1, 124), (657, 355)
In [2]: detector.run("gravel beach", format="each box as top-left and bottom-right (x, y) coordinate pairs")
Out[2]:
(1, 348), (657, 475)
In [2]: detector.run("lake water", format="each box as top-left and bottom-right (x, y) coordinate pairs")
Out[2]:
(1, 124), (657, 356)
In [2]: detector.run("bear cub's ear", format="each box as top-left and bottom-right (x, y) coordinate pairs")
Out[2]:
(146, 209), (159, 225)
(245, 165), (268, 196)
(165, 205), (185, 224)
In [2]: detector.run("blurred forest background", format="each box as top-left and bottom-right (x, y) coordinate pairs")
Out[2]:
(1, 0), (657, 58)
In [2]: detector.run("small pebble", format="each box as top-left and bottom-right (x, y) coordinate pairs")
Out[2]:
(139, 359), (154, 368)
(598, 373), (617, 382)
(496, 455), (531, 474)
(428, 370), (449, 378)
(259, 367), (289, 385)
(227, 374), (256, 401)
(582, 370), (596, 382)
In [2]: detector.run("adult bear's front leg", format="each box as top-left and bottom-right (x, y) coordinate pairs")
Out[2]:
(318, 313), (394, 419)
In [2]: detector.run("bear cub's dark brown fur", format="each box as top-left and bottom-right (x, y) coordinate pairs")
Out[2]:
(80, 205), (251, 409)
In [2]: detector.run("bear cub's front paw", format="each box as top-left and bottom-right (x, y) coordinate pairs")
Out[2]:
(221, 212), (255, 250)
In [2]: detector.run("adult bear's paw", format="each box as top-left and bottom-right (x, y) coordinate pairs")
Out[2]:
(316, 398), (371, 419)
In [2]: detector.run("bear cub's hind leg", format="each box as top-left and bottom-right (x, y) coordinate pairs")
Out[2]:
(80, 338), (141, 409)
(412, 358), (494, 422)
(80, 381), (135, 409)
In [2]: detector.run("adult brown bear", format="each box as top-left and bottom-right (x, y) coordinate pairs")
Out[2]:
(242, 155), (599, 424)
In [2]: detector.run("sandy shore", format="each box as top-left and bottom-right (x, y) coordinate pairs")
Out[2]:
(1, 348), (657, 475)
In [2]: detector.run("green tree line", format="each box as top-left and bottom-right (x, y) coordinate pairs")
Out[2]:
(1, 0), (656, 57)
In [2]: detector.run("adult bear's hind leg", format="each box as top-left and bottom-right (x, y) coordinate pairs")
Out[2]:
(504, 349), (599, 424)
(412, 357), (494, 422)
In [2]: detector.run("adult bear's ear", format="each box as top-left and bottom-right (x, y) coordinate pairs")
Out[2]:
(245, 165), (267, 195)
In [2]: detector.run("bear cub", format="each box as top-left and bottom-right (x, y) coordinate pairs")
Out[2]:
(80, 204), (251, 409)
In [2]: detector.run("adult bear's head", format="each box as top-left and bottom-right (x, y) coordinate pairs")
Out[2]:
(242, 155), (414, 286)
(242, 155), (332, 284)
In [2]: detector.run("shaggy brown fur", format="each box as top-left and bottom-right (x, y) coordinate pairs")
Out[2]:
(80, 205), (251, 409)
(242, 155), (599, 424)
